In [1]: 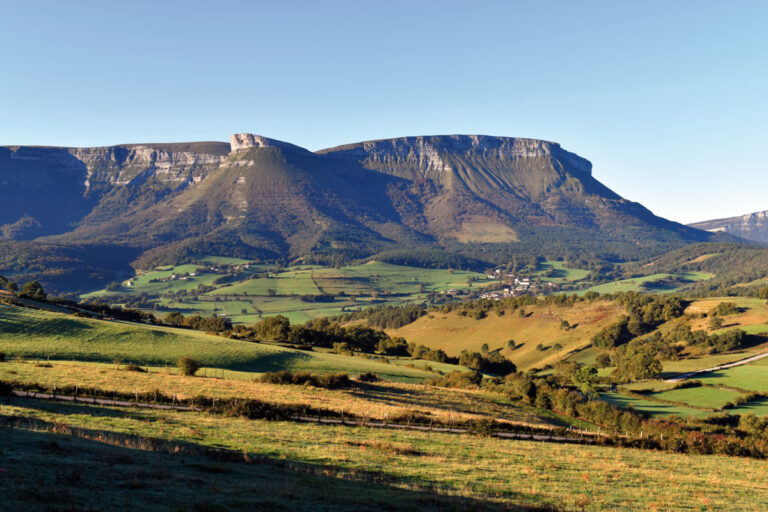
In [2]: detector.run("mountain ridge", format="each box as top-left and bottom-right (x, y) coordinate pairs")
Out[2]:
(689, 210), (768, 243)
(0, 133), (714, 292)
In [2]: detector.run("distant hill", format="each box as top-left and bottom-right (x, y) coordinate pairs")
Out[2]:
(0, 133), (714, 292)
(689, 210), (768, 243)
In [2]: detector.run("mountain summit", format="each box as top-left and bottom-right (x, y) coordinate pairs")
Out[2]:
(0, 133), (712, 291)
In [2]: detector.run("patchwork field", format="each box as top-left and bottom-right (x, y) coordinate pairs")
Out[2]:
(83, 261), (496, 325)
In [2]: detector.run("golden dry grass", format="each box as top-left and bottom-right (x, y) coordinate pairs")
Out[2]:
(4, 398), (768, 511)
(0, 360), (563, 428)
(389, 300), (624, 370)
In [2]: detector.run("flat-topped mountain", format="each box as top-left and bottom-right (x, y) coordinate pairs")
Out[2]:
(0, 133), (713, 291)
(689, 210), (768, 243)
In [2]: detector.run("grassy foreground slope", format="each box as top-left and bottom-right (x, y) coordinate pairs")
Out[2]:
(389, 300), (624, 370)
(0, 304), (438, 382)
(0, 359), (578, 428)
(3, 397), (767, 511)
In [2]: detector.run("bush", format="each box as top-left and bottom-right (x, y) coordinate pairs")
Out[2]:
(427, 370), (483, 388)
(177, 356), (201, 376)
(259, 370), (352, 389)
(595, 352), (611, 368)
(357, 372), (379, 382)
(123, 364), (147, 373)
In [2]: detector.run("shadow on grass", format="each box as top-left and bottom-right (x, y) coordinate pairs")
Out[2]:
(0, 412), (560, 512)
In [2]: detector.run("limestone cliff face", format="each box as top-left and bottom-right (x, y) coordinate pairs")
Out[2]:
(319, 135), (593, 179)
(690, 210), (768, 243)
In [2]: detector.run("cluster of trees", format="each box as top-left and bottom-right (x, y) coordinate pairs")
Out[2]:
(0, 275), (46, 300)
(592, 294), (688, 349)
(330, 304), (426, 329)
(163, 311), (232, 332)
(458, 349), (516, 375)
(232, 315), (393, 354)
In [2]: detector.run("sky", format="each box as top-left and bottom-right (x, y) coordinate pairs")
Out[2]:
(1, 0), (766, 224)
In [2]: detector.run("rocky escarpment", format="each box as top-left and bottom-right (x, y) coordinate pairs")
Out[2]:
(690, 210), (768, 243)
(319, 135), (593, 180)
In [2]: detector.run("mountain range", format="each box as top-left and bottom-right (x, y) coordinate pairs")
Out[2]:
(0, 133), (715, 292)
(689, 210), (768, 243)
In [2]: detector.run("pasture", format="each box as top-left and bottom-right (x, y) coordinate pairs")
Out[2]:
(0, 304), (440, 383)
(583, 271), (713, 294)
(389, 300), (624, 371)
(0, 360), (554, 426)
(2, 397), (767, 511)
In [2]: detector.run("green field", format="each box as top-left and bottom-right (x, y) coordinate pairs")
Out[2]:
(3, 397), (767, 511)
(599, 392), (708, 417)
(534, 260), (590, 283)
(651, 386), (745, 409)
(584, 271), (713, 294)
(0, 304), (446, 382)
(694, 359), (768, 392)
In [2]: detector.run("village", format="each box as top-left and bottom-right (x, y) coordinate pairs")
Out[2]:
(476, 268), (558, 300)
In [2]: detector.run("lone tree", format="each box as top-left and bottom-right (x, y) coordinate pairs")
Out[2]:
(553, 343), (563, 358)
(507, 339), (516, 350)
(177, 356), (201, 376)
(480, 343), (490, 354)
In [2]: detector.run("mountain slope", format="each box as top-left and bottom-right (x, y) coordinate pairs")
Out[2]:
(0, 133), (714, 292)
(689, 210), (768, 243)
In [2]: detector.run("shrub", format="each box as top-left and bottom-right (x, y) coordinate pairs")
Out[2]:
(123, 364), (147, 373)
(177, 356), (201, 376)
(595, 352), (611, 368)
(357, 372), (379, 382)
(259, 370), (352, 389)
(427, 370), (483, 388)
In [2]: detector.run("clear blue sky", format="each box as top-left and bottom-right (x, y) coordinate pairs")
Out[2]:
(2, 1), (766, 224)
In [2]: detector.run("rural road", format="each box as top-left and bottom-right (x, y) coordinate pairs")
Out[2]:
(664, 351), (768, 382)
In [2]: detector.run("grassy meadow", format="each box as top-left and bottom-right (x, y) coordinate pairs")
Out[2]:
(2, 397), (768, 511)
(0, 303), (445, 383)
(0, 359), (568, 428)
(583, 271), (713, 295)
(389, 300), (625, 371)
